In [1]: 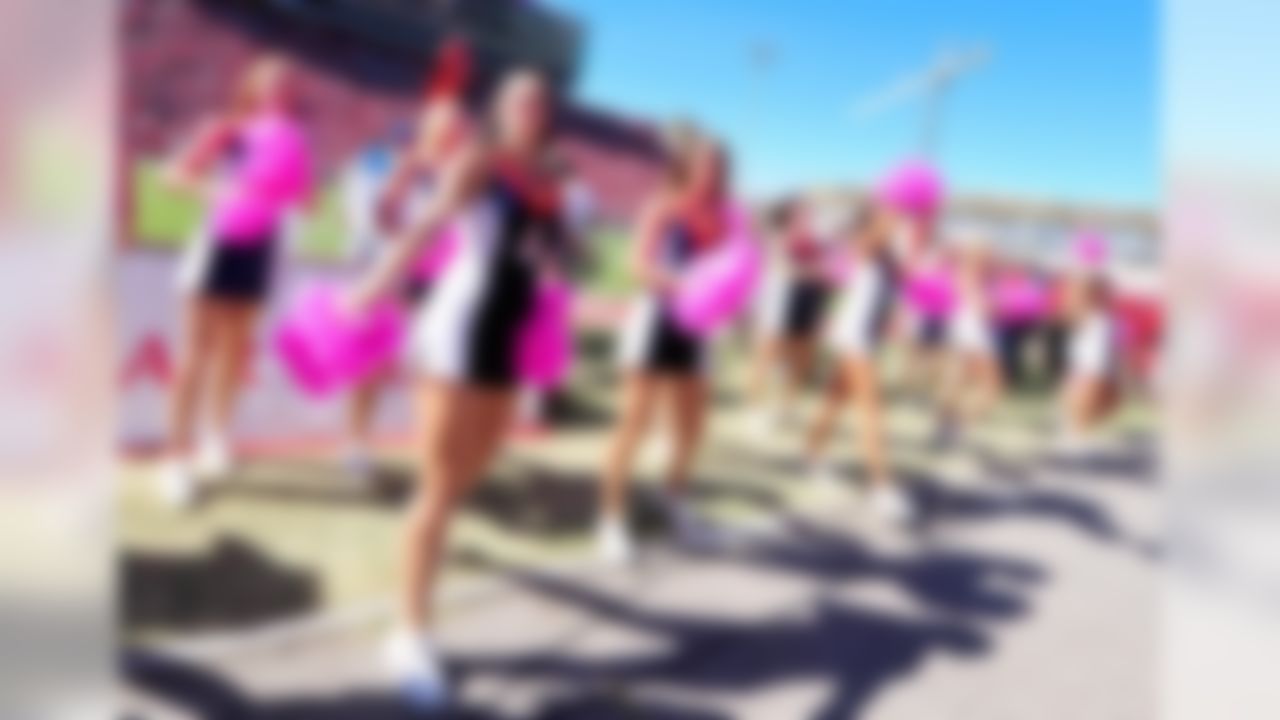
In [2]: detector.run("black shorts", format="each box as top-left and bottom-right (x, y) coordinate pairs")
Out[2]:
(640, 307), (704, 376)
(917, 314), (948, 349)
(200, 237), (276, 304)
(782, 280), (829, 340)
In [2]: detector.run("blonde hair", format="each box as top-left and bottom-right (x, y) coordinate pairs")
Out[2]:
(659, 120), (702, 189)
(231, 56), (290, 120)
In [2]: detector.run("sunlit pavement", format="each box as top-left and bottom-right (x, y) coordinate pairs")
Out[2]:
(121, 386), (1158, 719)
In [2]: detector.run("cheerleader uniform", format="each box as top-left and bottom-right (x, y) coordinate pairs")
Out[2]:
(827, 253), (899, 359)
(757, 233), (831, 341)
(618, 218), (710, 375)
(904, 249), (953, 349)
(409, 165), (563, 388)
(179, 112), (310, 304)
(949, 279), (996, 357)
(395, 169), (451, 306)
(1069, 310), (1120, 383)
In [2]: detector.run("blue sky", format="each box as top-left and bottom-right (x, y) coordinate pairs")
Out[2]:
(551, 0), (1156, 206)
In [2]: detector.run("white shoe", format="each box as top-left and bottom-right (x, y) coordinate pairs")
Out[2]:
(866, 483), (915, 526)
(157, 459), (197, 509)
(1052, 430), (1091, 459)
(805, 457), (842, 488)
(595, 515), (635, 566)
(194, 433), (232, 477)
(382, 628), (450, 711)
(340, 443), (374, 482)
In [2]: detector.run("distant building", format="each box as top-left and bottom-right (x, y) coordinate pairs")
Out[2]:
(809, 186), (1159, 290)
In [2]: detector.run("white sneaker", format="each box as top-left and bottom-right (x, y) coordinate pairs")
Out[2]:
(340, 443), (374, 482)
(382, 628), (450, 711)
(747, 408), (783, 441)
(157, 459), (198, 509)
(866, 483), (915, 526)
(194, 433), (232, 477)
(805, 457), (843, 488)
(595, 515), (635, 566)
(1052, 430), (1091, 459)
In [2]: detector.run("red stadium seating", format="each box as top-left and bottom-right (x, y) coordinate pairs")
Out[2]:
(122, 0), (663, 237)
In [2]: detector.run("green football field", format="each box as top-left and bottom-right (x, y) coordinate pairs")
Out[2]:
(130, 161), (636, 295)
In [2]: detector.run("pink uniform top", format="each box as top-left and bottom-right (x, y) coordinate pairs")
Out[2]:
(210, 112), (311, 244)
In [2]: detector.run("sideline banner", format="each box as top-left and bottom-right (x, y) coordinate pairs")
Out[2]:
(116, 250), (414, 449)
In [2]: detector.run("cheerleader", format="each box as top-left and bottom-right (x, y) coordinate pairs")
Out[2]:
(345, 69), (571, 708)
(933, 236), (1004, 448)
(158, 57), (312, 507)
(802, 202), (914, 523)
(342, 49), (474, 478)
(1058, 268), (1122, 452)
(746, 196), (832, 433)
(596, 125), (735, 564)
(899, 214), (955, 399)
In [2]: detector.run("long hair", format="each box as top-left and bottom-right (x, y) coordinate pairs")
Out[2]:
(658, 120), (701, 191)
(230, 55), (289, 121)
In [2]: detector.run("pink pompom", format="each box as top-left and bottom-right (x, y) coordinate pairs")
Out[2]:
(274, 283), (406, 396)
(1073, 231), (1108, 269)
(516, 280), (574, 388)
(673, 204), (764, 335)
(213, 113), (311, 243)
(876, 158), (944, 219)
(907, 265), (957, 317)
(993, 273), (1049, 323)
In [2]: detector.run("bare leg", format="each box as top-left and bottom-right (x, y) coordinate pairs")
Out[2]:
(457, 387), (518, 498)
(747, 338), (781, 408)
(665, 374), (708, 499)
(805, 370), (848, 461)
(776, 339), (804, 419)
(1064, 376), (1116, 437)
(348, 367), (394, 452)
(935, 349), (966, 419)
(167, 297), (217, 455)
(399, 382), (469, 630)
(845, 357), (892, 487)
(967, 354), (1004, 422)
(208, 301), (259, 440)
(599, 374), (659, 520)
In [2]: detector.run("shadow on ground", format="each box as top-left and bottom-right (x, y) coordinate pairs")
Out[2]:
(123, 524), (1044, 719)
(122, 537), (318, 635)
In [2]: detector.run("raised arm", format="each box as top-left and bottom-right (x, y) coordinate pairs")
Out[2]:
(373, 146), (423, 233)
(629, 194), (678, 294)
(164, 116), (236, 196)
(347, 141), (485, 312)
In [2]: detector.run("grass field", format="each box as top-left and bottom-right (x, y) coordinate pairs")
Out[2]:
(132, 163), (350, 261)
(130, 162), (637, 297)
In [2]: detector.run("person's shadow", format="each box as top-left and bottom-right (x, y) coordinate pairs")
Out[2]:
(124, 647), (731, 719)
(122, 536), (318, 635)
(448, 544), (1031, 720)
(903, 466), (1129, 548)
(693, 512), (1045, 621)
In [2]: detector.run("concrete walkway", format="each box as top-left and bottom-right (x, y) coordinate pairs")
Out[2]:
(123, 430), (1158, 719)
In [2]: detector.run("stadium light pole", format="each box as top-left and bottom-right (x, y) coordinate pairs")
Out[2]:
(747, 40), (777, 200)
(853, 45), (990, 159)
